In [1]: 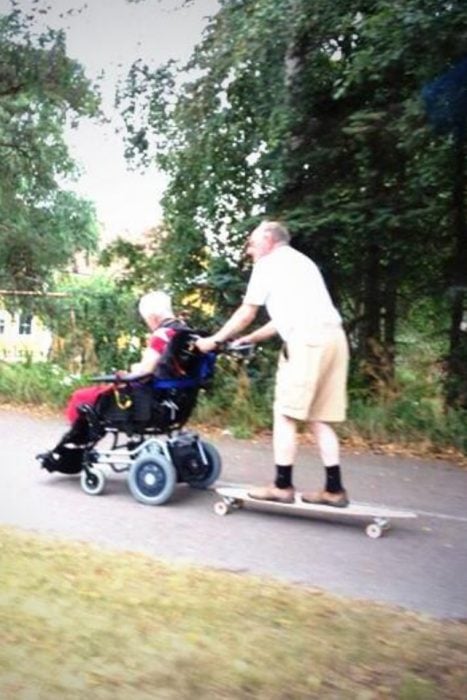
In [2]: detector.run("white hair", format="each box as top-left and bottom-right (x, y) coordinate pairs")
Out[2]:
(138, 291), (173, 320)
(259, 221), (290, 243)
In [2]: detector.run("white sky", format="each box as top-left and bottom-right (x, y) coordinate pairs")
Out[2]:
(1, 0), (219, 239)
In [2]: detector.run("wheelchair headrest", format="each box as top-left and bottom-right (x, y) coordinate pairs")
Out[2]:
(157, 328), (204, 379)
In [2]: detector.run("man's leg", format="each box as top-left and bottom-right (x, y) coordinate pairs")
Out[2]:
(301, 420), (348, 506)
(310, 420), (340, 466)
(248, 409), (296, 502)
(273, 410), (298, 465)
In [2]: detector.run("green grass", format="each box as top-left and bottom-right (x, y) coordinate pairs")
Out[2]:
(0, 527), (466, 699)
(343, 395), (467, 457)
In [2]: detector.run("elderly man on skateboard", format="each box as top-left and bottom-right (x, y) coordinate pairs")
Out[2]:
(196, 220), (350, 507)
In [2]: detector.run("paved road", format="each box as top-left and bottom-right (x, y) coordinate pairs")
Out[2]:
(1, 408), (466, 619)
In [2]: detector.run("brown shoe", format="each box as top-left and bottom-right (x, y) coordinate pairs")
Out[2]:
(248, 484), (295, 504)
(301, 489), (349, 508)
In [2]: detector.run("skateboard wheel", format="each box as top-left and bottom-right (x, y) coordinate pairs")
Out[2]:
(366, 523), (383, 539)
(214, 500), (230, 516)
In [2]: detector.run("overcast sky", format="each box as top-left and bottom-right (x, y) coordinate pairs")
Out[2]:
(1, 0), (219, 239)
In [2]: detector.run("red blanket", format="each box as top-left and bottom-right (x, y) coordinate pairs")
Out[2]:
(65, 385), (113, 423)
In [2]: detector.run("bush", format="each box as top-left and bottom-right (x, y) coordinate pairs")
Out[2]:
(0, 346), (464, 459)
(344, 395), (466, 455)
(39, 274), (141, 373)
(0, 361), (88, 409)
(195, 352), (274, 438)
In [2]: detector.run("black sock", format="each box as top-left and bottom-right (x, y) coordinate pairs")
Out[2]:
(325, 465), (343, 493)
(275, 465), (293, 489)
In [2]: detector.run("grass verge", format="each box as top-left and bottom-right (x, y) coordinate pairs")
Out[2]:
(1, 527), (466, 700)
(0, 361), (86, 409)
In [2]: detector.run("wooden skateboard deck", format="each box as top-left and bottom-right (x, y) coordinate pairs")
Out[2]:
(214, 484), (417, 538)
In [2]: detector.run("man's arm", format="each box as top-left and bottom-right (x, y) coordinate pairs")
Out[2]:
(234, 320), (277, 345)
(196, 303), (259, 353)
(129, 347), (161, 375)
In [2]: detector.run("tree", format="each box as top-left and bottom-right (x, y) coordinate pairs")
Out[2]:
(119, 0), (467, 399)
(0, 4), (100, 295)
(422, 57), (467, 408)
(99, 225), (169, 294)
(47, 274), (140, 373)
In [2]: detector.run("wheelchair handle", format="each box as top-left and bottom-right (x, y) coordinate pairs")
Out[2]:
(221, 342), (256, 359)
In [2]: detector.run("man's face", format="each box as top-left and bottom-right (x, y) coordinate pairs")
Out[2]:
(245, 227), (274, 263)
(144, 313), (159, 332)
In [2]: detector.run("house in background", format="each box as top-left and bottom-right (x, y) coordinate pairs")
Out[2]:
(0, 308), (52, 362)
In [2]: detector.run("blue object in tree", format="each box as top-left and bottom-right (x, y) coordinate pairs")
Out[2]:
(422, 56), (467, 137)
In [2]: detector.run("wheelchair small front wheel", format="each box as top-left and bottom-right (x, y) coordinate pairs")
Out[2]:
(128, 454), (176, 505)
(188, 440), (222, 489)
(81, 467), (106, 496)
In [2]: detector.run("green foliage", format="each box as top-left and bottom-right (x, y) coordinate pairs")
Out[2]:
(0, 4), (100, 294)
(195, 349), (275, 437)
(345, 301), (466, 454)
(99, 231), (250, 330)
(346, 395), (466, 455)
(2, 352), (465, 455)
(0, 360), (86, 408)
(42, 274), (141, 372)
(118, 0), (467, 407)
(99, 231), (167, 293)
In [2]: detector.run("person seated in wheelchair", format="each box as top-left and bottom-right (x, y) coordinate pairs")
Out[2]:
(37, 290), (206, 474)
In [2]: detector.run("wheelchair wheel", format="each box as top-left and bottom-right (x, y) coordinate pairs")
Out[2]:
(128, 453), (176, 505)
(188, 440), (222, 490)
(80, 467), (106, 496)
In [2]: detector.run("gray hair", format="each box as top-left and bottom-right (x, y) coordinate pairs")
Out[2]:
(138, 291), (173, 320)
(259, 220), (290, 244)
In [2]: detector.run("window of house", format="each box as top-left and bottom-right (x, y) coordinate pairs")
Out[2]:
(18, 313), (33, 335)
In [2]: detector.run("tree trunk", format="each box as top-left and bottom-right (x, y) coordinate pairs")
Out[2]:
(360, 240), (385, 390)
(383, 258), (398, 384)
(446, 132), (467, 409)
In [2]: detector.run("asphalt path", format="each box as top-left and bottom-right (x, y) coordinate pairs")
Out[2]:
(1, 407), (466, 620)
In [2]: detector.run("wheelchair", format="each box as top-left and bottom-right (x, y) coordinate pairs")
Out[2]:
(37, 335), (254, 506)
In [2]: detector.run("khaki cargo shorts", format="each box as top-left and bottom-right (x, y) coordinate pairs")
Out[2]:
(273, 328), (349, 422)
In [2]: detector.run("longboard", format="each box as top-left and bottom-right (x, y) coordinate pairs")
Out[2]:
(214, 484), (417, 538)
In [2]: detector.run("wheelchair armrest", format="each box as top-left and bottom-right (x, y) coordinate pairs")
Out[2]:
(91, 371), (154, 384)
